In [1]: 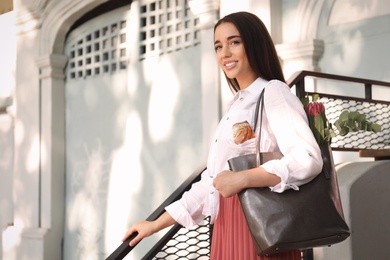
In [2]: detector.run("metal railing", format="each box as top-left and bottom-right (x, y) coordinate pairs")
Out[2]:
(106, 71), (390, 259)
(106, 163), (207, 260)
(288, 70), (390, 151)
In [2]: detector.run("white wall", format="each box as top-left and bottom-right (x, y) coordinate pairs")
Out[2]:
(0, 10), (15, 260)
(318, 0), (390, 82)
(1, 0), (390, 259)
(62, 4), (203, 259)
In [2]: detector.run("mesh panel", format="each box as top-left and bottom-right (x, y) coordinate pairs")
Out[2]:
(320, 97), (390, 150)
(153, 218), (211, 259)
(150, 217), (306, 259)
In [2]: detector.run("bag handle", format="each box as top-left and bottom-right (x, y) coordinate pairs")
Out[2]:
(253, 88), (265, 166)
(253, 88), (265, 133)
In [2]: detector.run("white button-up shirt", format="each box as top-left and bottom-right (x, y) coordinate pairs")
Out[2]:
(165, 78), (323, 229)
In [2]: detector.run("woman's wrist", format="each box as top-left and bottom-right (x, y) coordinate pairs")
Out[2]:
(240, 167), (281, 189)
(153, 211), (177, 233)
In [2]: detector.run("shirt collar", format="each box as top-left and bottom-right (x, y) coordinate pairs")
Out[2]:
(227, 77), (269, 108)
(243, 77), (269, 96)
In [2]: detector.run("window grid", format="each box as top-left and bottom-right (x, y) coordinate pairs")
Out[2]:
(66, 19), (128, 79)
(139, 0), (200, 60)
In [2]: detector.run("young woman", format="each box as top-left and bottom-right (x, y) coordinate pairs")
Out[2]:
(122, 12), (323, 259)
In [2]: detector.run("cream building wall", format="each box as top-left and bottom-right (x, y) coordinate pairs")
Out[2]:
(0, 0), (389, 259)
(0, 8), (15, 260)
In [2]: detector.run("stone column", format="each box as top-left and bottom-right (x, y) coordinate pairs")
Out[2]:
(8, 3), (42, 259)
(188, 0), (220, 155)
(36, 53), (67, 260)
(275, 0), (326, 80)
(0, 11), (16, 259)
(276, 39), (325, 79)
(0, 101), (14, 260)
(6, 0), (67, 257)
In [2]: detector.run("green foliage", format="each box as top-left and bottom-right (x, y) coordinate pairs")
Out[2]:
(333, 110), (382, 136)
(301, 94), (319, 107)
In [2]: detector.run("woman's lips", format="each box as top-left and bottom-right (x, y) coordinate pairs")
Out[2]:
(224, 61), (237, 70)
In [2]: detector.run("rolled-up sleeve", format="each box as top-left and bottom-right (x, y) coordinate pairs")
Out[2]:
(165, 168), (212, 229)
(259, 81), (323, 193)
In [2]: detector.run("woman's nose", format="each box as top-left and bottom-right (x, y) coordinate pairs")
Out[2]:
(221, 47), (231, 58)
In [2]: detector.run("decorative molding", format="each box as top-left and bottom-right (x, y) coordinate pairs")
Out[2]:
(13, 0), (49, 32)
(38, 0), (108, 55)
(14, 8), (40, 33)
(23, 0), (49, 13)
(188, 0), (219, 29)
(295, 0), (326, 41)
(276, 39), (324, 60)
(276, 39), (324, 76)
(36, 54), (68, 80)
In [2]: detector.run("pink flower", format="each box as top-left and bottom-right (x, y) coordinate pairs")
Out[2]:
(306, 102), (325, 117)
(302, 94), (381, 145)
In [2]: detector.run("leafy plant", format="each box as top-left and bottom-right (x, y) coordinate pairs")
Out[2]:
(334, 110), (381, 136)
(301, 94), (382, 145)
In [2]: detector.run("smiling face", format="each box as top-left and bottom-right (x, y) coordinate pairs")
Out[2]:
(214, 22), (257, 90)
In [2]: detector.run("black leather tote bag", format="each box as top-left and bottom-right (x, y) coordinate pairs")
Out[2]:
(228, 88), (350, 256)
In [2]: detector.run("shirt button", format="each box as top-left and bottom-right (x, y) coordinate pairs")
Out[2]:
(226, 117), (229, 120)
(209, 184), (215, 194)
(215, 139), (217, 142)
(240, 97), (244, 101)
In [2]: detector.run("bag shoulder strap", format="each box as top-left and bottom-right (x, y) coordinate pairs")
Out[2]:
(253, 88), (265, 132)
(253, 88), (266, 165)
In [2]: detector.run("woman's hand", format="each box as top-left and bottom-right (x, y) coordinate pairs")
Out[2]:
(213, 170), (245, 197)
(122, 221), (156, 247)
(122, 211), (176, 247)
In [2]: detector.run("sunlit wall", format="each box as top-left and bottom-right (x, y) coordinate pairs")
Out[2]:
(2, 0), (390, 259)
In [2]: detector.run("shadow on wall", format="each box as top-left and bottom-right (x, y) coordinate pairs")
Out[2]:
(63, 41), (202, 259)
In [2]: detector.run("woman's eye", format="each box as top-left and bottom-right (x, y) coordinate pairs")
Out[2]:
(231, 40), (240, 45)
(214, 46), (222, 52)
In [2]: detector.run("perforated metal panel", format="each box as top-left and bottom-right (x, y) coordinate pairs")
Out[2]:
(149, 217), (308, 259)
(153, 218), (211, 260)
(319, 97), (390, 150)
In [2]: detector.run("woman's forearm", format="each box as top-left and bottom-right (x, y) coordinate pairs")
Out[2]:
(153, 211), (177, 232)
(240, 167), (281, 189)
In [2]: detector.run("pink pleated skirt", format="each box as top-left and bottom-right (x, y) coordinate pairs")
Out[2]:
(210, 194), (301, 260)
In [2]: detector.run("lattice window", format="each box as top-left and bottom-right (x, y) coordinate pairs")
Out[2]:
(139, 0), (200, 60)
(65, 18), (128, 79)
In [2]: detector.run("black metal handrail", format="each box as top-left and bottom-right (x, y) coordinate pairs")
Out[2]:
(289, 70), (390, 102)
(106, 163), (207, 259)
(106, 71), (390, 259)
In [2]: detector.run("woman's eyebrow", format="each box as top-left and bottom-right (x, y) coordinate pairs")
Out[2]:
(214, 35), (241, 45)
(227, 35), (241, 40)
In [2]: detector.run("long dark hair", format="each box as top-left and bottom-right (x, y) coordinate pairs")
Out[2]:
(214, 12), (285, 92)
